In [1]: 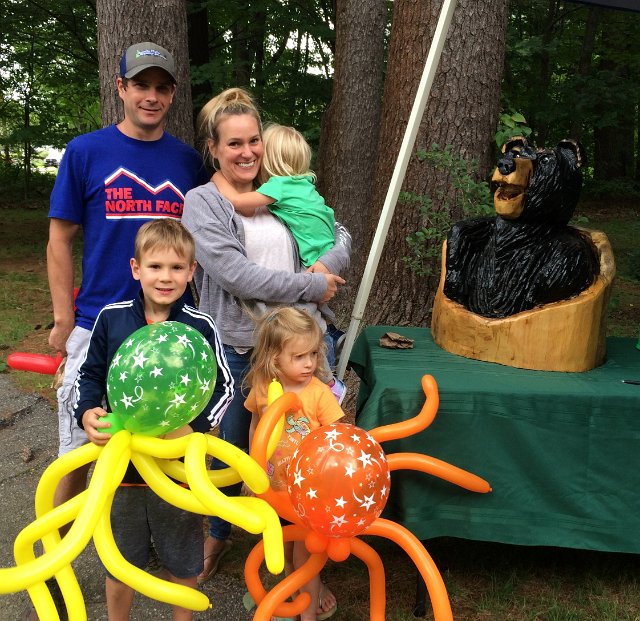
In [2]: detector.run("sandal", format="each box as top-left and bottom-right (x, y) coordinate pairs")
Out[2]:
(243, 591), (298, 620)
(197, 538), (232, 585)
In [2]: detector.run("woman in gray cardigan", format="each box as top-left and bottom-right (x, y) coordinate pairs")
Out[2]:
(182, 88), (350, 615)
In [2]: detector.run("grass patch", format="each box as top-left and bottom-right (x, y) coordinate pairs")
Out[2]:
(0, 204), (80, 399)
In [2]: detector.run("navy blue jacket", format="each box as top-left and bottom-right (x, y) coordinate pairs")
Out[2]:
(73, 291), (234, 433)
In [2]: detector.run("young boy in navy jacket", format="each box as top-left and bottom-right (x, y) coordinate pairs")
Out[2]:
(73, 219), (233, 620)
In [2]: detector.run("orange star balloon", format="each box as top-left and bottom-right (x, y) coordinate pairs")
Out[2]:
(288, 423), (390, 538)
(246, 374), (492, 621)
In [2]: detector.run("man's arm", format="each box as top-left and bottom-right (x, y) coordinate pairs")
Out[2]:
(47, 218), (80, 355)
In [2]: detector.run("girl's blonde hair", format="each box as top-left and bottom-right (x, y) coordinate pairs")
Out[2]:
(259, 123), (315, 185)
(197, 87), (262, 167)
(245, 306), (328, 391)
(134, 219), (195, 264)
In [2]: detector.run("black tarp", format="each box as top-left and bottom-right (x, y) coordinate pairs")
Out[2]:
(569, 0), (640, 11)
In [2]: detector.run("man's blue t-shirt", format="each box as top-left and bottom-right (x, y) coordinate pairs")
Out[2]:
(49, 125), (208, 330)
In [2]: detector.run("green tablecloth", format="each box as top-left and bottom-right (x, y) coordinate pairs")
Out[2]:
(349, 326), (640, 553)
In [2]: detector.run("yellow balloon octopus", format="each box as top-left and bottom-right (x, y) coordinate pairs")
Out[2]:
(246, 374), (493, 621)
(0, 429), (285, 620)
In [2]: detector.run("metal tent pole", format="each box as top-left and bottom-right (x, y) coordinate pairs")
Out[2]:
(337, 0), (459, 379)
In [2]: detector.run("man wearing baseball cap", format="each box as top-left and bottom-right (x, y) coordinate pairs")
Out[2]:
(119, 41), (177, 83)
(32, 42), (209, 619)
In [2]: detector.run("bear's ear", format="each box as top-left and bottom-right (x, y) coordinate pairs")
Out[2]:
(501, 135), (529, 154)
(557, 138), (584, 169)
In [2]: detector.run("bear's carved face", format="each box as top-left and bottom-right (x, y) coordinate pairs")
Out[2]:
(491, 137), (583, 225)
(491, 140), (535, 219)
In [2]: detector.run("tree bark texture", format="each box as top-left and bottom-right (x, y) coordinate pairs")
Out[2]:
(359, 0), (508, 327)
(316, 0), (386, 322)
(96, 0), (194, 145)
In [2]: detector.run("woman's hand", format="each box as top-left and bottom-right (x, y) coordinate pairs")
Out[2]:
(306, 260), (329, 274)
(320, 273), (346, 303)
(82, 407), (112, 445)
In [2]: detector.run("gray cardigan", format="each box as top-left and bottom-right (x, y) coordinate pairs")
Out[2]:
(182, 181), (351, 349)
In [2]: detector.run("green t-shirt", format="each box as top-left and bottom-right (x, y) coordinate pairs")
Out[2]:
(258, 175), (335, 267)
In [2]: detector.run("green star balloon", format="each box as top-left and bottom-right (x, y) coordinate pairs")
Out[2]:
(105, 321), (217, 436)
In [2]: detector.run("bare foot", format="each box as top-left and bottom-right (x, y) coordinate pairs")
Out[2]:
(317, 584), (337, 619)
(197, 536), (232, 584)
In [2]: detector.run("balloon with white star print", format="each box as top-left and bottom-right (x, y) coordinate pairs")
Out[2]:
(105, 321), (216, 436)
(287, 422), (390, 538)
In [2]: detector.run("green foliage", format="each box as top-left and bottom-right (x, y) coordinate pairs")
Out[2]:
(503, 1), (640, 184)
(582, 178), (640, 200)
(191, 0), (335, 137)
(0, 0), (99, 182)
(495, 111), (532, 147)
(0, 160), (56, 207)
(403, 145), (494, 276)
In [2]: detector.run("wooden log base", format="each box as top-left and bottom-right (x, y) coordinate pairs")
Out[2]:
(430, 229), (616, 372)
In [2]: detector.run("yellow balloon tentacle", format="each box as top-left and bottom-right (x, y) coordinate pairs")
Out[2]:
(185, 434), (266, 532)
(205, 434), (271, 495)
(14, 492), (85, 565)
(3, 435), (130, 591)
(93, 492), (210, 612)
(130, 434), (190, 459)
(13, 492), (87, 620)
(158, 458), (242, 488)
(232, 496), (284, 575)
(130, 452), (210, 515)
(4, 418), (291, 618)
(131, 445), (268, 539)
(266, 379), (286, 459)
(35, 442), (102, 518)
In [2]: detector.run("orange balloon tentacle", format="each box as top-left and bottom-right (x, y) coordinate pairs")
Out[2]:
(258, 487), (300, 524)
(253, 551), (327, 621)
(250, 390), (304, 524)
(370, 375), (439, 444)
(387, 453), (492, 493)
(244, 538), (269, 608)
(367, 518), (453, 621)
(349, 537), (386, 621)
(245, 524), (314, 619)
(250, 392), (302, 470)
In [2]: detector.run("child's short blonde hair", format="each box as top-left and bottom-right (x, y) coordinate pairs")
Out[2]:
(245, 306), (328, 390)
(134, 219), (196, 263)
(260, 124), (315, 184)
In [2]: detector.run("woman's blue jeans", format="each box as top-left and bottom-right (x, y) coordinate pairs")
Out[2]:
(207, 345), (253, 541)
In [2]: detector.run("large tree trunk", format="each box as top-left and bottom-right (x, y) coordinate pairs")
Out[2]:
(316, 0), (386, 322)
(360, 0), (508, 327)
(96, 0), (194, 145)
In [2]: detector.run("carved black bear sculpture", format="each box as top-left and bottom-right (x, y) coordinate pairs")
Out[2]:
(443, 137), (600, 318)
